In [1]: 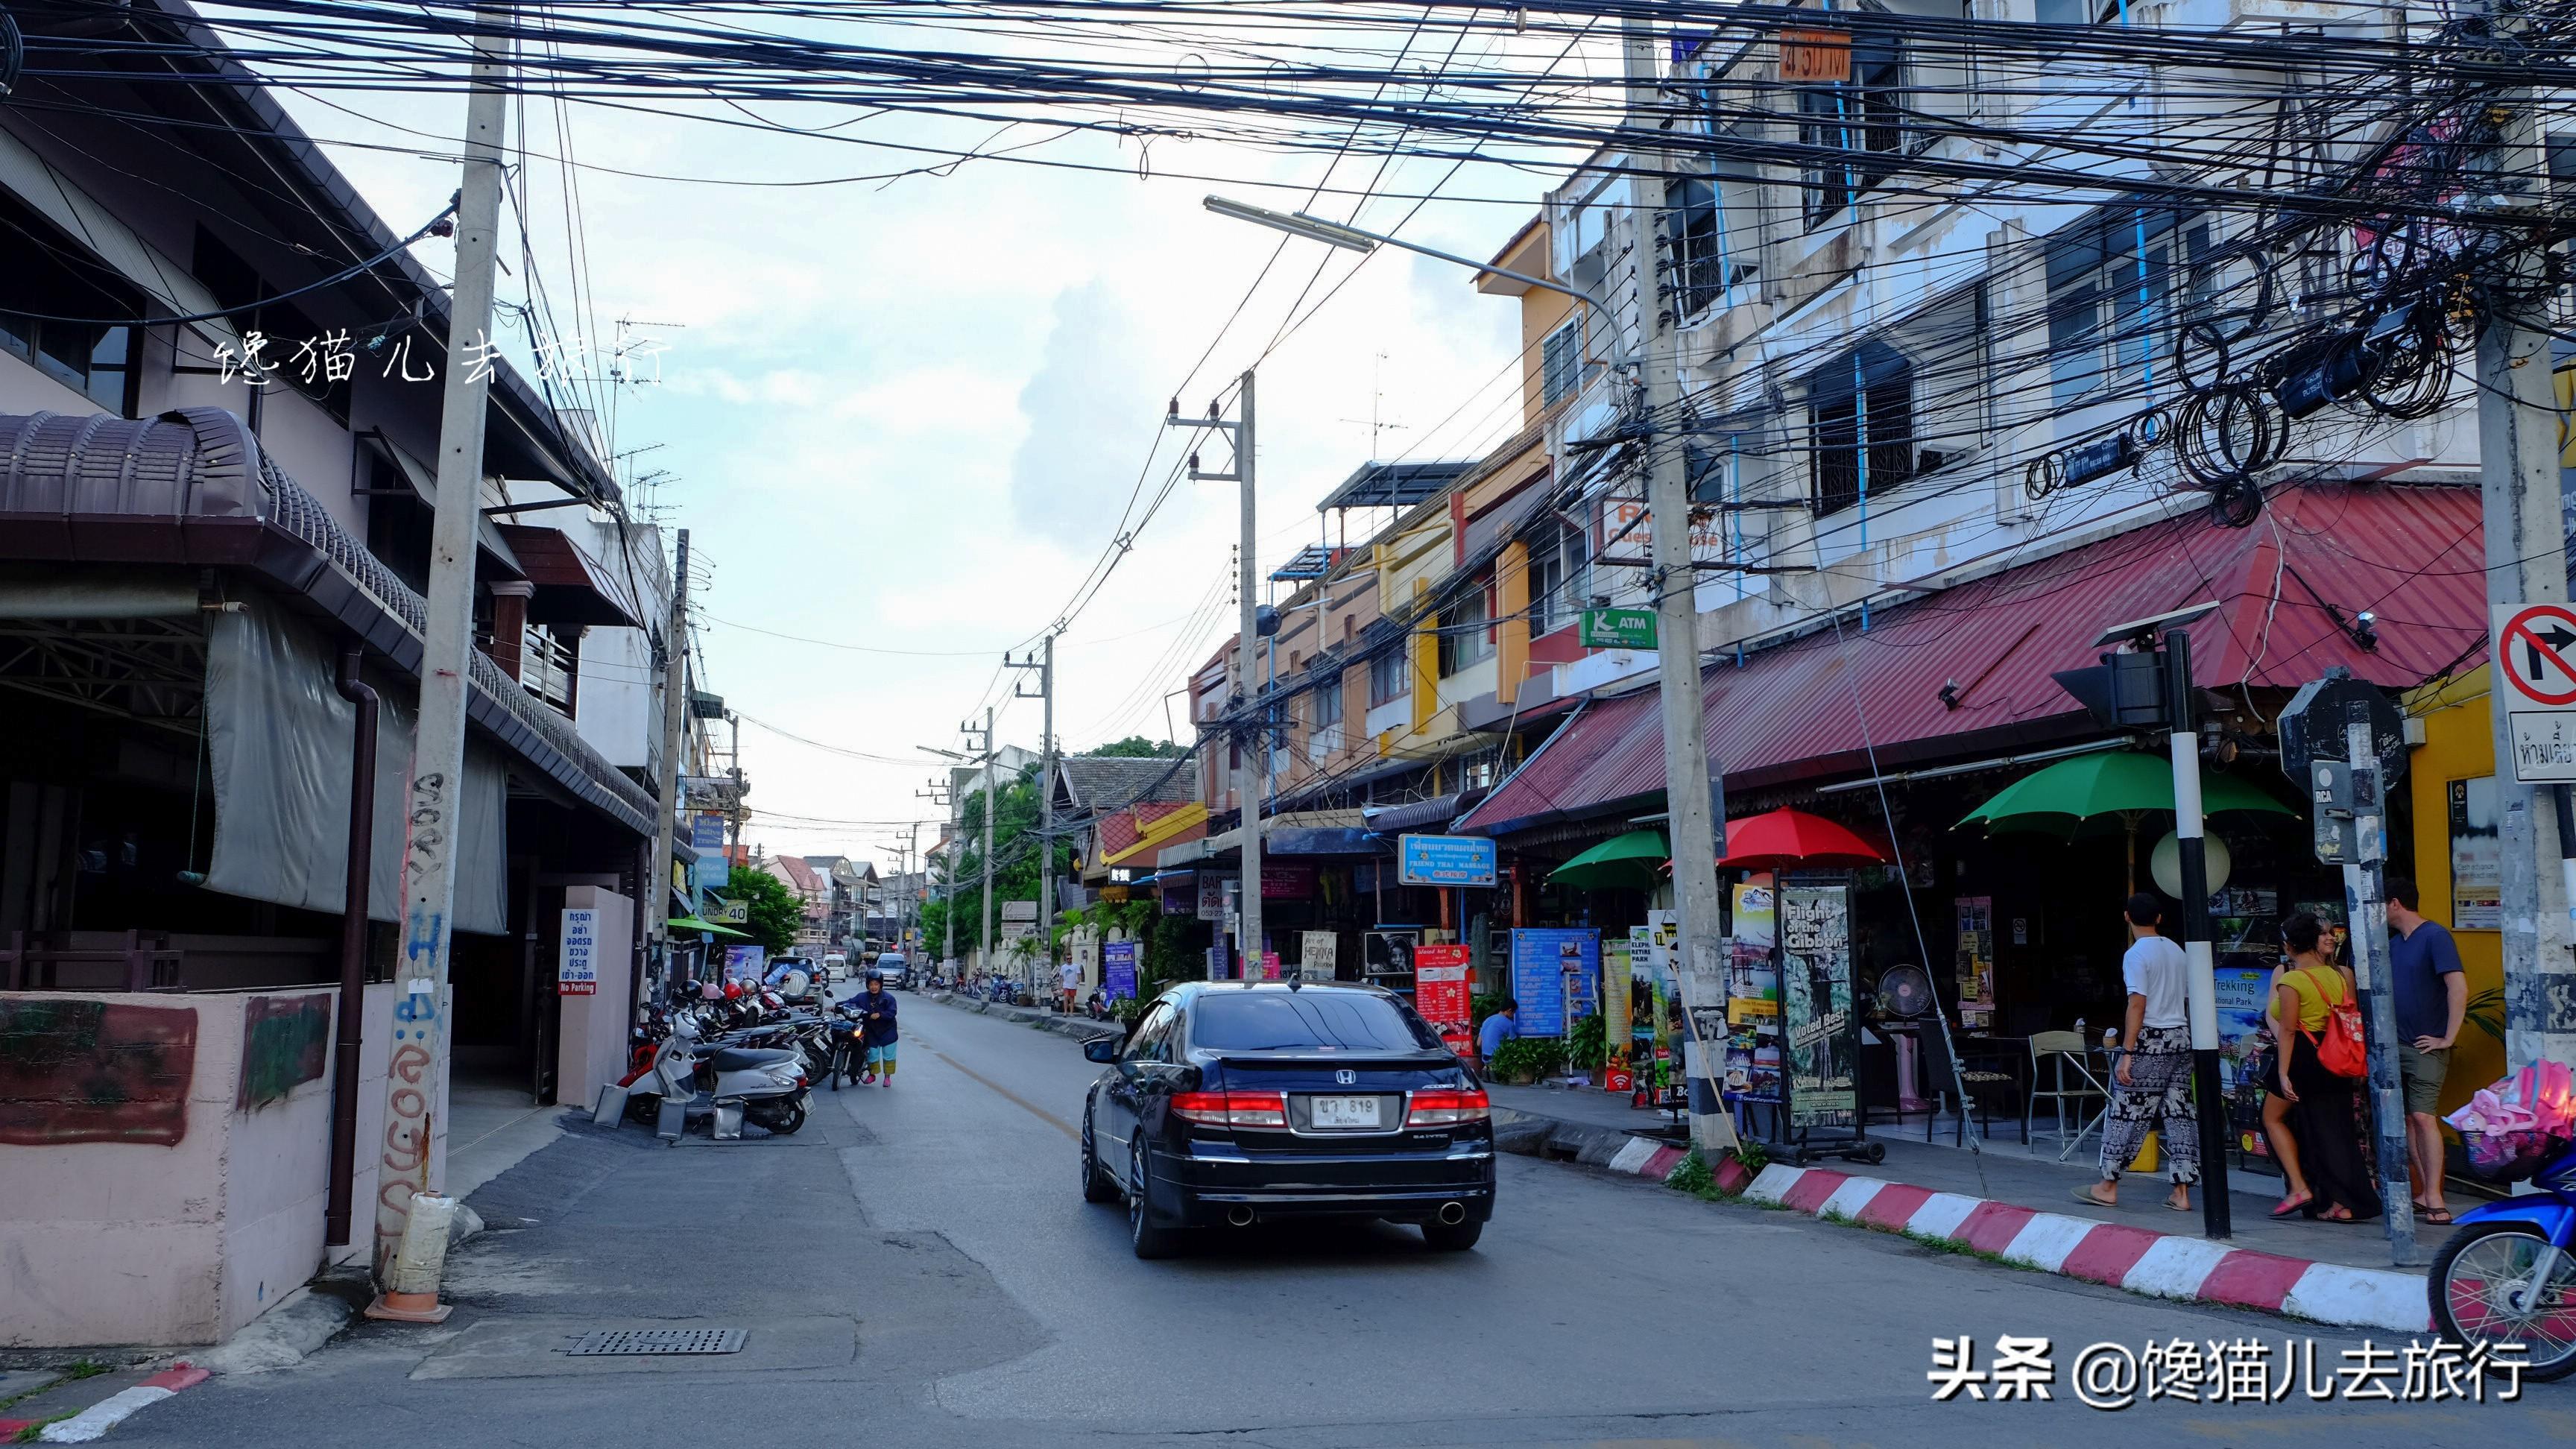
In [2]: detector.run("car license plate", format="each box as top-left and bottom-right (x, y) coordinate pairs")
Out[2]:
(1308, 1095), (1380, 1128)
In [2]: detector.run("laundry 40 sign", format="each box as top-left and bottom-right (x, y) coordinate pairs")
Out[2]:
(2495, 604), (2576, 782)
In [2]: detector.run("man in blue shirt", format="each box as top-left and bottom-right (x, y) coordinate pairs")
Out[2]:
(1477, 999), (1518, 1067)
(2385, 877), (2467, 1223)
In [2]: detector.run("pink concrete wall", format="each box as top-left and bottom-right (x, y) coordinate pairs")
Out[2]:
(0, 982), (408, 1348)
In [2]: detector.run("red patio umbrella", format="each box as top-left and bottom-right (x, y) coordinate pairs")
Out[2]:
(1714, 807), (1888, 871)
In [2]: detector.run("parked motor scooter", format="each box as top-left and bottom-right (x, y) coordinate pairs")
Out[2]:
(627, 1009), (812, 1136)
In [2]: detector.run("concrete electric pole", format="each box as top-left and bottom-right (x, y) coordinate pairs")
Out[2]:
(370, 4), (511, 1294)
(975, 707), (998, 982)
(1622, 15), (1740, 1157)
(1011, 637), (1058, 979)
(1170, 376), (1261, 976)
(649, 528), (689, 992)
(2476, 86), (2575, 1069)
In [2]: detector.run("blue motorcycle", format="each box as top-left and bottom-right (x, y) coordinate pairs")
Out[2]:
(2431, 1143), (2576, 1380)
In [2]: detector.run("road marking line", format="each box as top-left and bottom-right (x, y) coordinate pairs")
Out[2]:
(924, 1047), (1079, 1140)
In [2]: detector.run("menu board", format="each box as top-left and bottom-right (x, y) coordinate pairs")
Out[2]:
(1509, 929), (1599, 1037)
(2214, 962), (2275, 1161)
(1781, 886), (1856, 1129)
(1415, 944), (1474, 1059)
(1954, 896), (1994, 1031)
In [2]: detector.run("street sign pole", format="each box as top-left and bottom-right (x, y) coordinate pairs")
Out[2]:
(2162, 630), (2230, 1240)
(2493, 602), (2576, 1070)
(2341, 716), (2425, 1266)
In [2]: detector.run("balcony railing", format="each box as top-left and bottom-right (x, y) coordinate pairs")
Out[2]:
(521, 624), (577, 715)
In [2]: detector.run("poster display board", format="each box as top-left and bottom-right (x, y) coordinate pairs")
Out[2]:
(1103, 941), (1138, 1003)
(1509, 929), (1599, 1037)
(2449, 777), (2501, 929)
(1300, 931), (1339, 980)
(2214, 962), (2275, 1161)
(1723, 888), (1780, 1105)
(722, 944), (766, 984)
(558, 906), (599, 997)
(1415, 944), (1474, 1059)
(1954, 896), (1994, 1030)
(1205, 937), (1230, 979)
(1780, 886), (1857, 1129)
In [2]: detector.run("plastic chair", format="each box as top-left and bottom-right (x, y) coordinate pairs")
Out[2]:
(2025, 1030), (2108, 1154)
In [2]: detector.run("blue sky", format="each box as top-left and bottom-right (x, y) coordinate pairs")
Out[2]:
(265, 33), (1568, 870)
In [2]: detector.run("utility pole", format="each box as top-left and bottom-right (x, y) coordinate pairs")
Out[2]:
(1011, 637), (1058, 983)
(974, 708), (998, 983)
(2477, 83), (2576, 1070)
(370, 3), (511, 1287)
(919, 786), (953, 969)
(1170, 374), (1260, 976)
(727, 710), (744, 868)
(649, 528), (689, 995)
(1622, 15), (1738, 1157)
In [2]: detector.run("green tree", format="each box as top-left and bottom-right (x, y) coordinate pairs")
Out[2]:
(926, 765), (1075, 959)
(1091, 735), (1185, 758)
(722, 865), (803, 957)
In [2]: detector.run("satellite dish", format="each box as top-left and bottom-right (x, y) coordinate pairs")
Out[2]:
(2150, 831), (2232, 899)
(1878, 964), (1934, 1020)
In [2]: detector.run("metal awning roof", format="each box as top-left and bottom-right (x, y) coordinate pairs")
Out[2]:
(1316, 459), (1477, 513)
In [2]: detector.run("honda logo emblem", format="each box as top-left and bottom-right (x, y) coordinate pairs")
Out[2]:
(1334, 1069), (1357, 1086)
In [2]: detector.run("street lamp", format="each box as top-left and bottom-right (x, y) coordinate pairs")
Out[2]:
(1202, 195), (1617, 357)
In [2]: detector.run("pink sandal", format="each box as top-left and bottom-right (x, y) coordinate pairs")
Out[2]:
(2268, 1191), (2312, 1219)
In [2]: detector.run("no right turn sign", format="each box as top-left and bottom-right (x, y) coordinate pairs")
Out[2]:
(2496, 603), (2576, 781)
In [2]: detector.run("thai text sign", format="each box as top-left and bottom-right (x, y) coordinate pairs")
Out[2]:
(559, 907), (600, 996)
(1510, 929), (1599, 1038)
(1398, 834), (1497, 888)
(1103, 941), (1137, 1002)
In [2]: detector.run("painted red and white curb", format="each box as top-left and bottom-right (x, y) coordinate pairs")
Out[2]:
(4, 1366), (209, 1444)
(1742, 1163), (2431, 1333)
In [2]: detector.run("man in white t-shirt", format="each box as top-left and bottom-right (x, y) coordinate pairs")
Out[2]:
(2076, 892), (2199, 1213)
(1059, 959), (1082, 1014)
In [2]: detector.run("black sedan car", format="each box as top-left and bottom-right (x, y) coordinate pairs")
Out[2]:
(1078, 981), (1494, 1257)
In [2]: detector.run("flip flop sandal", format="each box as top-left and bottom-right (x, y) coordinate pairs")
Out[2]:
(2420, 1208), (2454, 1225)
(2270, 1193), (2313, 1219)
(2071, 1185), (2120, 1210)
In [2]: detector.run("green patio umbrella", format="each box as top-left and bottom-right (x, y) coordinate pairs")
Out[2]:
(668, 915), (752, 940)
(1547, 829), (1670, 889)
(1957, 749), (2295, 891)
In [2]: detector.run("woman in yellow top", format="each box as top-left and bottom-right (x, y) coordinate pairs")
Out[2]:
(2264, 913), (2380, 1222)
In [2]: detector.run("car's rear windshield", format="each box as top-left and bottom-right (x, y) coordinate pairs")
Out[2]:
(1190, 992), (1437, 1052)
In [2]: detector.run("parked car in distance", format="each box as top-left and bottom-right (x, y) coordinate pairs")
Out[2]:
(1078, 981), (1494, 1258)
(874, 954), (909, 988)
(821, 953), (849, 984)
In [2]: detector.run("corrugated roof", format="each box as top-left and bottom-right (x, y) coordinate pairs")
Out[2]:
(1058, 754), (1193, 811)
(1459, 483), (2484, 835)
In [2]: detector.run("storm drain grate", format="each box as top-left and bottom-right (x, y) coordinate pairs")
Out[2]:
(567, 1328), (746, 1357)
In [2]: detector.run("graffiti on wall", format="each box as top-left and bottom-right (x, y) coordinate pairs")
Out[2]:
(0, 1000), (198, 1146)
(237, 994), (331, 1111)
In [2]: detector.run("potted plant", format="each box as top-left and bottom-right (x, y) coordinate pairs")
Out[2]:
(1566, 1014), (1609, 1085)
(1486, 1036), (1566, 1086)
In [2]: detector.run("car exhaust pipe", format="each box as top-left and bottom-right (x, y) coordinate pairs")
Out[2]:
(1225, 1206), (1256, 1228)
(1436, 1202), (1466, 1226)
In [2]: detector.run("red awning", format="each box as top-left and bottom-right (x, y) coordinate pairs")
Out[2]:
(1458, 482), (2483, 836)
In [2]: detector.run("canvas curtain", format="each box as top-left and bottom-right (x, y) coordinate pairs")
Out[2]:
(204, 594), (506, 934)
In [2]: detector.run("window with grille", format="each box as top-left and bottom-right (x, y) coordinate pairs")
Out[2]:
(1437, 589), (1494, 677)
(1540, 321), (1581, 408)
(1528, 523), (1591, 636)
(1368, 647), (1406, 706)
(1808, 343), (1916, 519)
(1797, 46), (1907, 229)
(2046, 205), (2202, 410)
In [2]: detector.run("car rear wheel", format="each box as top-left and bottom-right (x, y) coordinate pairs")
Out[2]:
(1421, 1219), (1483, 1252)
(1080, 1103), (1119, 1205)
(1129, 1140), (1179, 1259)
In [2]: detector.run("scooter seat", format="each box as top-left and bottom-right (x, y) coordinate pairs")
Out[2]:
(710, 1046), (798, 1073)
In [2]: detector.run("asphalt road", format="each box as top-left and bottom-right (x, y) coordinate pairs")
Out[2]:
(124, 997), (2569, 1448)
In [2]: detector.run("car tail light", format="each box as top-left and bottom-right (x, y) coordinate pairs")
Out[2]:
(1406, 1087), (1490, 1126)
(1170, 1090), (1287, 1128)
